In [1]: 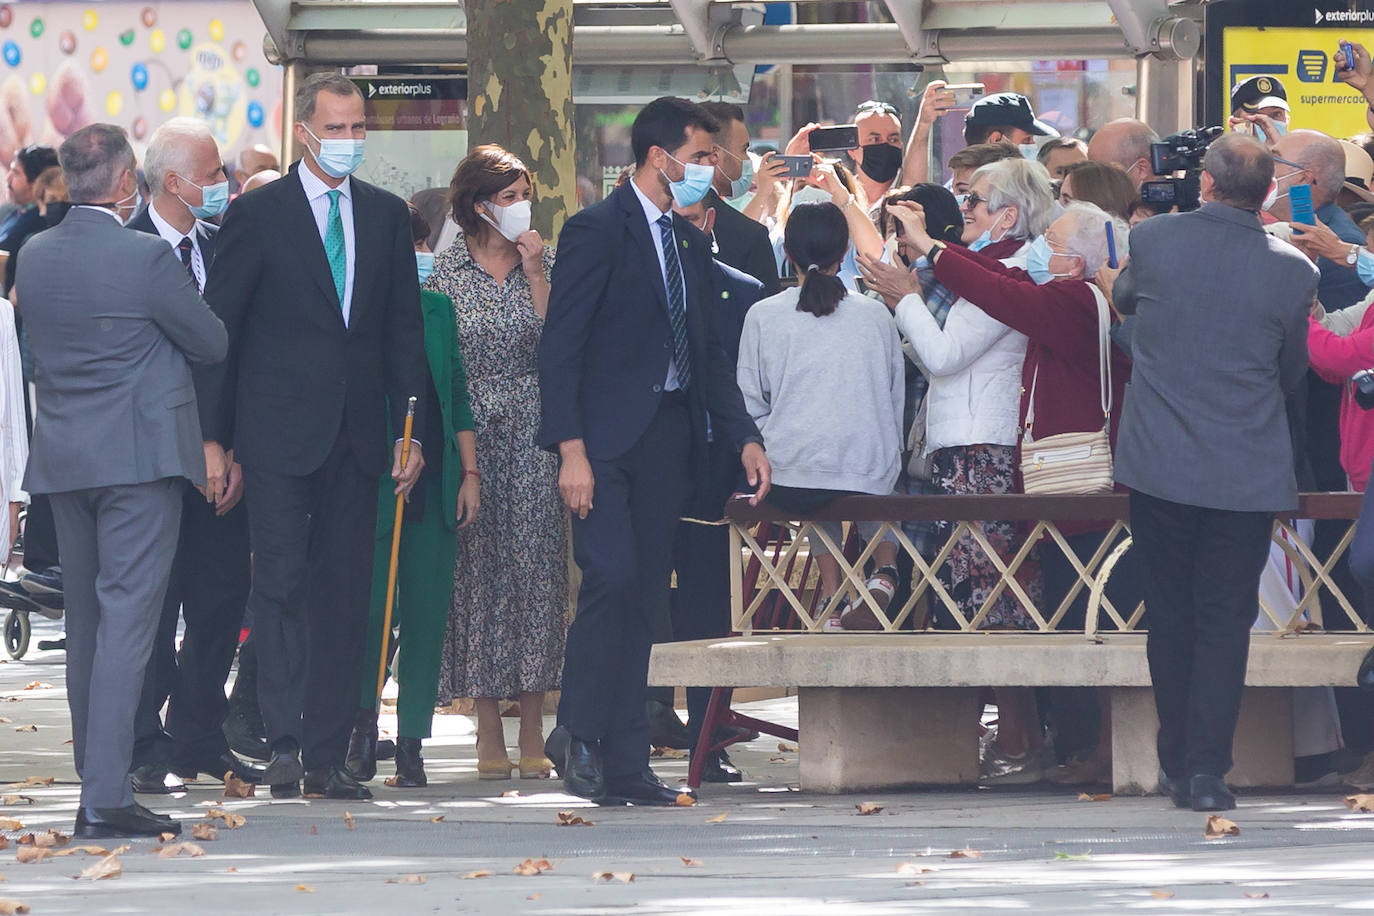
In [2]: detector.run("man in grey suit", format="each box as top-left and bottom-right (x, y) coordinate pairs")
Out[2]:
(15, 124), (227, 838)
(1113, 132), (1318, 813)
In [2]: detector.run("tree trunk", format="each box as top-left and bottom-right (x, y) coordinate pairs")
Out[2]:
(465, 0), (577, 240)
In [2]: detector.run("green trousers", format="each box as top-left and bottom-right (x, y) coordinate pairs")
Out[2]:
(359, 478), (456, 739)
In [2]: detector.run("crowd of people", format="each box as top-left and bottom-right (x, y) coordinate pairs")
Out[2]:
(5, 39), (1374, 837)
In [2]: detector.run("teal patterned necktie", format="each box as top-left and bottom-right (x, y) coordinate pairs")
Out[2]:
(325, 189), (346, 307)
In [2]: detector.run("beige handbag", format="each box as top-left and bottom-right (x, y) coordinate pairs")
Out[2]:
(1018, 286), (1114, 496)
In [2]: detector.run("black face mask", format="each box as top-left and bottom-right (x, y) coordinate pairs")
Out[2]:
(858, 143), (903, 184)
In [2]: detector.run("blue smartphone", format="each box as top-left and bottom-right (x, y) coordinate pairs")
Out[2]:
(1104, 221), (1118, 269)
(1289, 183), (1316, 226)
(1342, 40), (1355, 72)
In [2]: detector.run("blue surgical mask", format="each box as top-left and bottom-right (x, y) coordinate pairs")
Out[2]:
(1026, 235), (1074, 285)
(1357, 247), (1374, 289)
(969, 209), (1010, 253)
(661, 152), (715, 208)
(303, 124), (365, 179)
(717, 147), (755, 199)
(1020, 143), (1039, 161)
(176, 175), (229, 219)
(416, 251), (435, 284)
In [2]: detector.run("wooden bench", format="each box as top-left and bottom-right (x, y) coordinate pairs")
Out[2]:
(649, 493), (1374, 793)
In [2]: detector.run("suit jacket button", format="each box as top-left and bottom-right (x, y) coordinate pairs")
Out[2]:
(652, 384), (662, 393)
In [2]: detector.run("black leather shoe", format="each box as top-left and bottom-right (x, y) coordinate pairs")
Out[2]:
(173, 750), (266, 785)
(76, 805), (179, 838)
(1158, 772), (1190, 808)
(648, 700), (692, 750)
(563, 736), (605, 801)
(695, 749), (743, 783)
(545, 725), (570, 776)
(130, 764), (185, 795)
(133, 801), (174, 824)
(304, 765), (374, 800)
(223, 683), (270, 762)
(1359, 646), (1374, 691)
(270, 782), (301, 799)
(603, 769), (697, 806)
(345, 710), (379, 782)
(391, 737), (427, 787)
(263, 744), (304, 787)
(1190, 774), (1236, 812)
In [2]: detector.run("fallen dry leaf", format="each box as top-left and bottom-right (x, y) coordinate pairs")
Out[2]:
(706, 812), (728, 824)
(191, 823), (218, 841)
(0, 797), (33, 807)
(52, 845), (111, 858)
(11, 728), (33, 734)
(674, 793), (696, 807)
(1204, 815), (1240, 839)
(386, 874), (426, 885)
(513, 858), (554, 876)
(80, 853), (122, 880)
(225, 867), (238, 873)
(429, 815), (445, 823)
(1344, 794), (1374, 813)
(7, 779), (51, 789)
(21, 683), (51, 691)
(499, 790), (520, 798)
(462, 870), (492, 880)
(556, 811), (595, 827)
(222, 773), (255, 799)
(205, 809), (245, 829)
(0, 820), (20, 832)
(768, 756), (787, 763)
(31, 830), (68, 849)
(344, 811), (356, 831)
(0, 719), (7, 724)
(13, 847), (45, 865)
(158, 832), (176, 843)
(526, 893), (542, 901)
(895, 863), (934, 876)
(681, 857), (702, 867)
(650, 746), (687, 759)
(156, 843), (205, 859)
(1077, 793), (1112, 802)
(295, 884), (315, 893)
(1150, 890), (1175, 899)
(947, 849), (982, 859)
(856, 803), (884, 816)
(778, 743), (797, 752)
(593, 871), (635, 884)
(0, 901), (27, 914)
(309, 826), (318, 836)
(1243, 891), (1270, 899)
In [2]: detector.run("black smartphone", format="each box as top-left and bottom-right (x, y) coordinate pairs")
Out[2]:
(808, 125), (859, 153)
(776, 155), (813, 178)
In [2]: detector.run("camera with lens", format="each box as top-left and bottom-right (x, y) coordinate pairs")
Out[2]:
(1353, 369), (1374, 410)
(1139, 126), (1223, 214)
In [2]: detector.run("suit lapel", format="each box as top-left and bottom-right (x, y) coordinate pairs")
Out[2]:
(282, 165), (345, 314)
(616, 183), (670, 314)
(197, 221), (217, 268)
(349, 180), (381, 330)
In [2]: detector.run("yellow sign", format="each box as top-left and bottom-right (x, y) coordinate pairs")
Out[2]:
(1223, 27), (1369, 138)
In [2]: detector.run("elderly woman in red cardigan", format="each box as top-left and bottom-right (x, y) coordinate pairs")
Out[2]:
(859, 199), (1142, 786)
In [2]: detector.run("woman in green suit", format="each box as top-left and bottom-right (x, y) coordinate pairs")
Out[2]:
(347, 206), (480, 787)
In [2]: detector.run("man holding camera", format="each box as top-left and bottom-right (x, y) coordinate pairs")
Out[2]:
(1112, 133), (1317, 812)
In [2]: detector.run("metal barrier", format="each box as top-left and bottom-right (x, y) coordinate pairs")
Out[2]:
(724, 493), (1368, 637)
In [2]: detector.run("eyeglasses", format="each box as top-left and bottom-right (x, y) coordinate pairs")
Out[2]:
(961, 191), (988, 211)
(855, 100), (899, 117)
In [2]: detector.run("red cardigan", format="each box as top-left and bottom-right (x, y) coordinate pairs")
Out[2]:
(1307, 312), (1374, 492)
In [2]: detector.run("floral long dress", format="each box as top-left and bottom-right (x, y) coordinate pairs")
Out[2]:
(428, 236), (568, 701)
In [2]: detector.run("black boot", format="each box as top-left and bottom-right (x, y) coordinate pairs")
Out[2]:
(223, 671), (269, 762)
(345, 709), (379, 782)
(391, 737), (427, 788)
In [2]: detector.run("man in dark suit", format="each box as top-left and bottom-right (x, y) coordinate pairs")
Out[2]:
(1, 144), (59, 294)
(198, 73), (427, 801)
(17, 124), (227, 836)
(539, 96), (771, 806)
(698, 101), (780, 296)
(126, 118), (262, 794)
(1113, 132), (1318, 812)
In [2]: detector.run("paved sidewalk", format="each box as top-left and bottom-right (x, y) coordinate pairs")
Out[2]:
(0, 616), (1372, 914)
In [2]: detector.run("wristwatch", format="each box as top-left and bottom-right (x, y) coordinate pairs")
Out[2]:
(1348, 243), (1361, 266)
(928, 240), (948, 262)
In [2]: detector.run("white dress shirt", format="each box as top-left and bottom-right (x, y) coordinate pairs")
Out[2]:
(630, 178), (684, 391)
(146, 201), (206, 291)
(0, 298), (26, 555)
(298, 164), (357, 326)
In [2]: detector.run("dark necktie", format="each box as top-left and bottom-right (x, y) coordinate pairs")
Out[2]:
(176, 236), (198, 292)
(655, 213), (692, 389)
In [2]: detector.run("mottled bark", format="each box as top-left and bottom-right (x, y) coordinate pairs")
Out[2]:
(465, 0), (576, 239)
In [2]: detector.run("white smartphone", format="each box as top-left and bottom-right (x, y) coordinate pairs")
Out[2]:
(945, 83), (986, 108)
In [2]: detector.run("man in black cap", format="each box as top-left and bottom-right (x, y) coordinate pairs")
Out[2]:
(1230, 75), (1291, 143)
(963, 92), (1058, 151)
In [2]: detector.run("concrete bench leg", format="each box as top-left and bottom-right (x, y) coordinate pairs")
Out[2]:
(797, 687), (981, 792)
(1110, 686), (1295, 795)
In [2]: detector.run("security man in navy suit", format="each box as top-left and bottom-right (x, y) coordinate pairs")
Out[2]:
(125, 118), (263, 794)
(538, 96), (771, 805)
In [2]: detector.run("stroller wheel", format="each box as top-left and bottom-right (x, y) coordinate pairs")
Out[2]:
(4, 609), (29, 659)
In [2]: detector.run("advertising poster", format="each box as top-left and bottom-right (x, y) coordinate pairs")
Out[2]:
(352, 75), (467, 200)
(1224, 27), (1369, 139)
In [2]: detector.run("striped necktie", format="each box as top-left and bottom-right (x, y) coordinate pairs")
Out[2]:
(655, 213), (692, 389)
